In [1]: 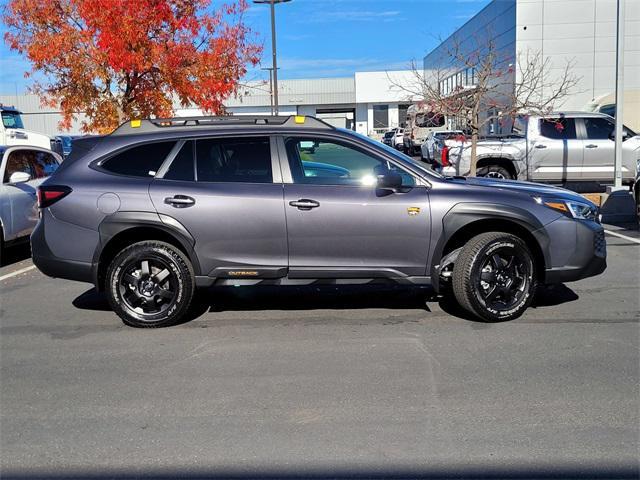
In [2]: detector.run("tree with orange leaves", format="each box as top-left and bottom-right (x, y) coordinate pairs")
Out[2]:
(4, 0), (261, 133)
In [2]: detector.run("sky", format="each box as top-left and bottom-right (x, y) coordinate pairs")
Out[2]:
(0, 0), (491, 95)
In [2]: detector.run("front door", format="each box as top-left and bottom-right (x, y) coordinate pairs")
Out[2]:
(149, 137), (288, 278)
(529, 117), (583, 182)
(280, 136), (431, 278)
(581, 116), (618, 182)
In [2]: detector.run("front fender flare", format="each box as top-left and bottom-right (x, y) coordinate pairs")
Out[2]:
(429, 202), (550, 292)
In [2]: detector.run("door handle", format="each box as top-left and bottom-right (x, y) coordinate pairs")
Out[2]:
(164, 195), (195, 208)
(534, 144), (547, 149)
(289, 199), (320, 210)
(585, 144), (598, 148)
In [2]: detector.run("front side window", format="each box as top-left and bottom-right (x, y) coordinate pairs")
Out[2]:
(101, 141), (176, 177)
(195, 137), (272, 183)
(285, 137), (415, 187)
(539, 118), (577, 140)
(2, 111), (25, 129)
(584, 117), (614, 140)
(3, 150), (35, 183)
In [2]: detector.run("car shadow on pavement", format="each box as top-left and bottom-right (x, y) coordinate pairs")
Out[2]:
(72, 282), (579, 325)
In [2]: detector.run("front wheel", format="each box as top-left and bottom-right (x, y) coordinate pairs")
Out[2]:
(477, 164), (513, 180)
(106, 241), (195, 328)
(452, 232), (536, 322)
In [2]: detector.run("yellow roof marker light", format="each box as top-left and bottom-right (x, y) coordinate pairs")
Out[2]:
(130, 119), (142, 128)
(294, 115), (305, 124)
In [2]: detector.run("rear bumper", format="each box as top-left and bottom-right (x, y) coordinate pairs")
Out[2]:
(31, 219), (95, 284)
(543, 222), (607, 284)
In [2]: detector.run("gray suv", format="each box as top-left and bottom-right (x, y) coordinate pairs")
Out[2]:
(31, 116), (606, 327)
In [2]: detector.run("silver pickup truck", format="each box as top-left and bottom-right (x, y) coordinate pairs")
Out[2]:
(437, 112), (639, 185)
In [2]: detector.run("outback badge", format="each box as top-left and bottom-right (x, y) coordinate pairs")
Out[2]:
(407, 207), (421, 216)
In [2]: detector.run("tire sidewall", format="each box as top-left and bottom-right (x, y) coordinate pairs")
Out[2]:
(106, 242), (194, 328)
(457, 234), (536, 322)
(477, 165), (513, 180)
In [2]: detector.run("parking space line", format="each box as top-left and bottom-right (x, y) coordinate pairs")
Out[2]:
(0, 265), (36, 282)
(605, 230), (640, 245)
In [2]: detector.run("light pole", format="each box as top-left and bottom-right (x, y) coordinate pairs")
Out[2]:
(253, 0), (291, 116)
(261, 67), (275, 115)
(613, 0), (625, 190)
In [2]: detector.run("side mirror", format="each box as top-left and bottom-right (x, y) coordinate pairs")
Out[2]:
(377, 171), (403, 191)
(9, 171), (31, 184)
(609, 130), (630, 141)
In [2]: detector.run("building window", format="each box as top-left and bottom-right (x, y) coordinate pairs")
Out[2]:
(373, 105), (389, 129)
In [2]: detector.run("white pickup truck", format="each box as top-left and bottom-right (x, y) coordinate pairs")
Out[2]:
(437, 112), (639, 185)
(1, 105), (52, 150)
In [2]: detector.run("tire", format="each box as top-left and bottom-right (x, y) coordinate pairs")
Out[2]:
(452, 232), (536, 322)
(477, 164), (513, 180)
(106, 241), (195, 328)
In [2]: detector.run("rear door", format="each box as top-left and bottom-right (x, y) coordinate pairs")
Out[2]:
(279, 135), (431, 278)
(529, 117), (583, 182)
(149, 136), (288, 278)
(580, 116), (616, 181)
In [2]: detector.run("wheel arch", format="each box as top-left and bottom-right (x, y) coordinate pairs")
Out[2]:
(430, 204), (549, 292)
(95, 212), (200, 291)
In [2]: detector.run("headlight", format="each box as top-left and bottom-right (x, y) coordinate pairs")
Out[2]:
(534, 197), (599, 221)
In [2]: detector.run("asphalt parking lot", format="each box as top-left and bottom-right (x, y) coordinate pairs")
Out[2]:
(1, 226), (639, 479)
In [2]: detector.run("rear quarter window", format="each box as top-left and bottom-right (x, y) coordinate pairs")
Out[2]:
(101, 141), (176, 177)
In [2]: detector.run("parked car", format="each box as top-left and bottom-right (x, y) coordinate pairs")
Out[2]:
(1, 104), (53, 150)
(421, 130), (464, 162)
(382, 128), (404, 150)
(382, 129), (396, 146)
(0, 146), (61, 263)
(438, 112), (639, 184)
(32, 115), (606, 328)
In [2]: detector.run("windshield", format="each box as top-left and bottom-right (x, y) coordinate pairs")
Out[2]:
(2, 111), (25, 129)
(339, 128), (444, 179)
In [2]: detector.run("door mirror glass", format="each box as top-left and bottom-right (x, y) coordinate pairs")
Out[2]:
(9, 171), (31, 184)
(377, 171), (403, 191)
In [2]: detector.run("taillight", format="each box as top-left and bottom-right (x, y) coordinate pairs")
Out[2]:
(37, 185), (72, 208)
(441, 146), (449, 167)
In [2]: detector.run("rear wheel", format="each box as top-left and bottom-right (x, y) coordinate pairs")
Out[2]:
(452, 232), (536, 322)
(106, 241), (195, 328)
(477, 164), (513, 180)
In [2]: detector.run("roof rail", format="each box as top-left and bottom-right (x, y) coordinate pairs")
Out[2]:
(110, 115), (334, 135)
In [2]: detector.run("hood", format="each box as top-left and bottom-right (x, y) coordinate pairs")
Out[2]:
(447, 176), (592, 203)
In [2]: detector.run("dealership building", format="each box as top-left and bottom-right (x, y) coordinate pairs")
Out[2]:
(422, 0), (640, 132)
(0, 70), (417, 138)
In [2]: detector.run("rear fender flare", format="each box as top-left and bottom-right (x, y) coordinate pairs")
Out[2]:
(95, 211), (200, 278)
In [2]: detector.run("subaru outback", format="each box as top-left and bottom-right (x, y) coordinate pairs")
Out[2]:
(31, 115), (606, 327)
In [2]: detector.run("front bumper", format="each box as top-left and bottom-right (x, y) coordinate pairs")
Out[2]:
(543, 221), (607, 284)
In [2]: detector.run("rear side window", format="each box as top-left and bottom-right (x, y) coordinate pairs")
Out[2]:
(31, 151), (59, 178)
(195, 137), (272, 183)
(101, 141), (176, 177)
(539, 118), (577, 140)
(164, 141), (195, 181)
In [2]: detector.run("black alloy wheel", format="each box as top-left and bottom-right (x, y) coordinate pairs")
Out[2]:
(452, 232), (536, 322)
(106, 241), (195, 328)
